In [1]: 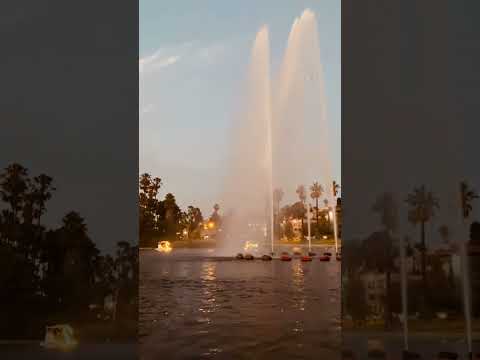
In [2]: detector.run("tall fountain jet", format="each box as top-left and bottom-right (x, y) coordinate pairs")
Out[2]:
(273, 9), (336, 246)
(220, 9), (335, 256)
(219, 25), (274, 255)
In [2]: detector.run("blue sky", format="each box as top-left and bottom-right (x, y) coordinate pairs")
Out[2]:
(140, 0), (340, 216)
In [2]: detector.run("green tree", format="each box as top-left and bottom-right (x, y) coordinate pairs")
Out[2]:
(460, 181), (478, 219)
(295, 185), (307, 230)
(345, 275), (369, 326)
(31, 174), (56, 227)
(182, 206), (204, 240)
(0, 163), (29, 221)
(310, 182), (323, 227)
(139, 173), (162, 247)
(405, 185), (439, 299)
(45, 211), (99, 316)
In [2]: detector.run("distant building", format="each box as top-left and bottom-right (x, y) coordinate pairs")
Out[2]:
(360, 271), (387, 317)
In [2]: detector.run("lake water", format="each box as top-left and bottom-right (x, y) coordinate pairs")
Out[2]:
(0, 343), (137, 359)
(140, 248), (341, 360)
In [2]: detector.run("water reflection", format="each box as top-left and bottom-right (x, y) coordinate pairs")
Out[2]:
(292, 262), (307, 312)
(140, 249), (341, 359)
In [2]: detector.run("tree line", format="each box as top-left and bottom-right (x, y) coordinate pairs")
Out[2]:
(0, 163), (137, 340)
(139, 173), (222, 248)
(273, 181), (340, 240)
(343, 182), (479, 330)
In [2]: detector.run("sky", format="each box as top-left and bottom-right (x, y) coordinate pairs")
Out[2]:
(1, 0), (138, 254)
(140, 0), (341, 217)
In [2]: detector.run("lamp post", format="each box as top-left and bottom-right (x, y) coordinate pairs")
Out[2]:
(307, 202), (312, 252)
(332, 181), (340, 254)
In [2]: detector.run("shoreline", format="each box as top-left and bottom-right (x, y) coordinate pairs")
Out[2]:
(140, 242), (341, 251)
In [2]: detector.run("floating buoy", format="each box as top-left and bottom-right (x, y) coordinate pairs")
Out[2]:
(308, 251), (316, 257)
(323, 252), (332, 256)
(261, 254), (272, 261)
(319, 255), (330, 262)
(40, 324), (78, 351)
(437, 352), (458, 359)
(235, 253), (244, 260)
(281, 255), (292, 261)
(301, 256), (312, 262)
(336, 255), (341, 261)
(293, 251), (302, 256)
(244, 254), (254, 260)
(402, 350), (421, 359)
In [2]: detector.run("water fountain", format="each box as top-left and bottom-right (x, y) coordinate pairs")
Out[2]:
(220, 9), (335, 257)
(218, 25), (274, 256)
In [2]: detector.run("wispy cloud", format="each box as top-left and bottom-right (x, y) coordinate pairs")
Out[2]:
(139, 41), (227, 74)
(139, 42), (193, 74)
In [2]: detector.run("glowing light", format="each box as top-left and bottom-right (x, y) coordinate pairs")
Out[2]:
(40, 324), (78, 351)
(156, 241), (172, 253)
(208, 222), (215, 229)
(323, 235), (327, 239)
(244, 241), (259, 251)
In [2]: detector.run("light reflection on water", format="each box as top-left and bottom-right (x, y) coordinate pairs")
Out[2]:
(140, 249), (341, 359)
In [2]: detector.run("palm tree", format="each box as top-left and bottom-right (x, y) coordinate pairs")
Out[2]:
(460, 181), (478, 220)
(310, 182), (323, 226)
(371, 192), (398, 329)
(31, 174), (56, 227)
(273, 188), (284, 214)
(372, 192), (398, 234)
(0, 163), (29, 221)
(296, 185), (306, 204)
(405, 185), (439, 298)
(296, 185), (307, 230)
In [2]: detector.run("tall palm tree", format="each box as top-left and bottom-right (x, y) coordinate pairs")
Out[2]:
(296, 185), (307, 230)
(296, 185), (306, 204)
(405, 185), (439, 297)
(0, 163), (29, 221)
(310, 182), (323, 226)
(31, 174), (56, 227)
(460, 181), (478, 220)
(372, 192), (398, 233)
(273, 188), (284, 214)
